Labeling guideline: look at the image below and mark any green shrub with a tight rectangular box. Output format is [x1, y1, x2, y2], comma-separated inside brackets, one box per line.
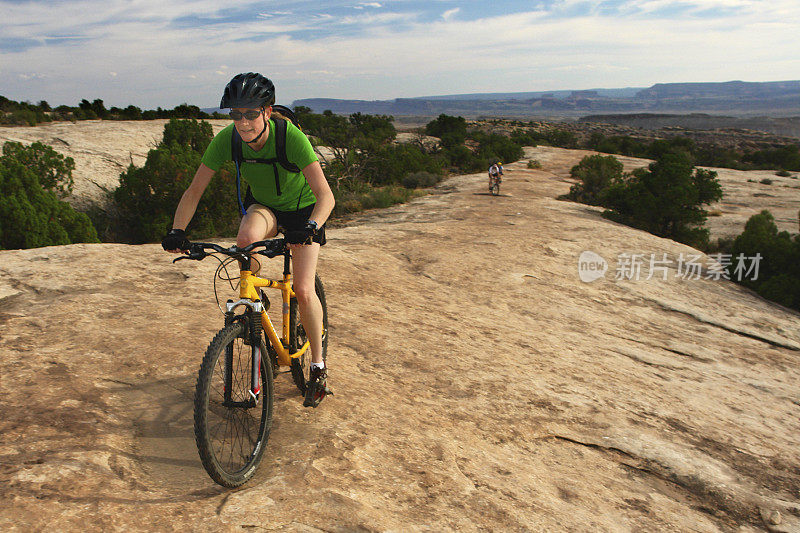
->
[705, 236, 734, 254]
[402, 171, 440, 189]
[600, 152, 723, 249]
[527, 160, 542, 169]
[2, 141, 75, 197]
[566, 154, 623, 205]
[332, 185, 417, 215]
[760, 178, 773, 185]
[161, 118, 213, 153]
[776, 170, 791, 177]
[362, 143, 443, 186]
[425, 115, 467, 148]
[0, 145, 98, 249]
[729, 210, 800, 311]
[742, 144, 800, 171]
[112, 119, 239, 243]
[472, 132, 524, 165]
[510, 129, 540, 147]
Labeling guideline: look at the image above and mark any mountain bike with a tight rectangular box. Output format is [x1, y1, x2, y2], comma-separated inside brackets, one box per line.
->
[173, 238, 328, 487]
[489, 173, 501, 195]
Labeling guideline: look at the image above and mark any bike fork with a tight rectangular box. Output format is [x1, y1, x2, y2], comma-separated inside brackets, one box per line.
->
[249, 346, 261, 402]
[248, 310, 262, 403]
[222, 309, 261, 405]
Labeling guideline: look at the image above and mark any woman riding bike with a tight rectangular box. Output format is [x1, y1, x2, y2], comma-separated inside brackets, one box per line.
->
[162, 72, 335, 408]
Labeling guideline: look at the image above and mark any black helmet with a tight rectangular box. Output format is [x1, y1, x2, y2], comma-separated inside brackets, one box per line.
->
[220, 72, 275, 109]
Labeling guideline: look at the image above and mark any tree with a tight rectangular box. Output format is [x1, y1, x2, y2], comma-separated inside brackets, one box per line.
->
[79, 99, 107, 119]
[0, 145, 98, 249]
[121, 105, 142, 120]
[302, 111, 397, 190]
[1, 141, 75, 198]
[600, 152, 723, 248]
[566, 154, 623, 205]
[425, 114, 467, 148]
[161, 118, 213, 153]
[112, 119, 239, 243]
[729, 210, 800, 311]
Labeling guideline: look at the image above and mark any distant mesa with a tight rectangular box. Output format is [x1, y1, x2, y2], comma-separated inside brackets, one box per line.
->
[291, 80, 800, 119]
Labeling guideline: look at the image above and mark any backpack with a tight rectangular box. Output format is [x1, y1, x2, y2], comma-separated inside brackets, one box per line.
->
[231, 104, 302, 215]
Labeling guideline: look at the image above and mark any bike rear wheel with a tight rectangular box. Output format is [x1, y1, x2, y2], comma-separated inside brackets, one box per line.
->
[490, 179, 500, 195]
[290, 275, 328, 394]
[194, 321, 273, 487]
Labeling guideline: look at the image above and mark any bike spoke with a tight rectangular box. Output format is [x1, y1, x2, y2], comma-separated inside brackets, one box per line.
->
[202, 334, 266, 475]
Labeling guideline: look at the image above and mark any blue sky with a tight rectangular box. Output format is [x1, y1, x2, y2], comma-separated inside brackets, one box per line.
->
[1, 0, 798, 108]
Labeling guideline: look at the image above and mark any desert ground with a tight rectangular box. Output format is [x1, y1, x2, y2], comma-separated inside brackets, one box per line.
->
[1, 123, 799, 531]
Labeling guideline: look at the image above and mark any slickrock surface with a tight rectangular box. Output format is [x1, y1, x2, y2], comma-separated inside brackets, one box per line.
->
[1, 147, 799, 531]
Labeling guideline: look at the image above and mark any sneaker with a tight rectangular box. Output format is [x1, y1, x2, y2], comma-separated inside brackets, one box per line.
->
[303, 366, 332, 408]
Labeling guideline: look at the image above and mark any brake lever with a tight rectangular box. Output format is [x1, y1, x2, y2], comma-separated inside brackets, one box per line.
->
[172, 249, 206, 263]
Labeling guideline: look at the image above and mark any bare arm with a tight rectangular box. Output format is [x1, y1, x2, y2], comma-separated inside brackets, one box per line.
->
[302, 161, 335, 226]
[172, 164, 216, 230]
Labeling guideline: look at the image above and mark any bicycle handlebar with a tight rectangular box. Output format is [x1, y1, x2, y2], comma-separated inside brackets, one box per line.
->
[172, 238, 287, 264]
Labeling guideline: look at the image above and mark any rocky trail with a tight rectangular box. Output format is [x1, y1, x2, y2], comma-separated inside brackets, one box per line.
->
[1, 140, 799, 531]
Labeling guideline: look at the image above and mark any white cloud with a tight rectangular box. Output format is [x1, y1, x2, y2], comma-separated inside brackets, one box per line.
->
[1, 0, 798, 106]
[442, 8, 460, 21]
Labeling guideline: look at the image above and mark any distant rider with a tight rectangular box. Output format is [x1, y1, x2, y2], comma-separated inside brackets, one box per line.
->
[488, 161, 504, 190]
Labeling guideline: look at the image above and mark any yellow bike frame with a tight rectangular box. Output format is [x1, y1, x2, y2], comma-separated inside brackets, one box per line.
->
[238, 269, 310, 367]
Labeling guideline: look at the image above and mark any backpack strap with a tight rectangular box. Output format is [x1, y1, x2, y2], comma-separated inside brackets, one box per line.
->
[231, 127, 247, 216]
[230, 119, 301, 213]
[273, 119, 301, 174]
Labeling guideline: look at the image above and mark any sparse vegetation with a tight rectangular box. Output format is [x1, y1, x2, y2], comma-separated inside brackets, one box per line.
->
[760, 178, 773, 185]
[401, 171, 440, 189]
[1, 95, 226, 126]
[296, 108, 444, 212]
[584, 132, 800, 172]
[422, 114, 525, 173]
[332, 185, 422, 216]
[527, 160, 542, 169]
[511, 127, 577, 149]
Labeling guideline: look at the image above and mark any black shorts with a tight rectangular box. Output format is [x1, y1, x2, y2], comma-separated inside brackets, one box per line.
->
[244, 188, 327, 245]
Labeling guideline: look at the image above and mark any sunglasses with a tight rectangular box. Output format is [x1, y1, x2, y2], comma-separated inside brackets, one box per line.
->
[229, 109, 262, 121]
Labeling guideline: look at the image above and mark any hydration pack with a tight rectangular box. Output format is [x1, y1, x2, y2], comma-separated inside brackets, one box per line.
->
[231, 104, 302, 215]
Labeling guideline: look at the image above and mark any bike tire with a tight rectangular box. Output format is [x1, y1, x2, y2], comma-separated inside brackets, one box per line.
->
[194, 321, 274, 488]
[491, 181, 500, 195]
[290, 275, 328, 394]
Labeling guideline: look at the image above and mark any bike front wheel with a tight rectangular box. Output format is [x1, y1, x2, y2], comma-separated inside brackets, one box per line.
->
[194, 321, 274, 488]
[290, 275, 328, 394]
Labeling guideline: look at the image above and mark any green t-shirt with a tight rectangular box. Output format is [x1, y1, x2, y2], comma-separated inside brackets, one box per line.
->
[201, 120, 319, 211]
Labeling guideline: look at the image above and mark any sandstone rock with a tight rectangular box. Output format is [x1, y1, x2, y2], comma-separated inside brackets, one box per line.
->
[1, 127, 799, 532]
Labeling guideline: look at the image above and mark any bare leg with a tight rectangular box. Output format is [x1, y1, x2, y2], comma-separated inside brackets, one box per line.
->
[236, 204, 278, 274]
[289, 243, 324, 364]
